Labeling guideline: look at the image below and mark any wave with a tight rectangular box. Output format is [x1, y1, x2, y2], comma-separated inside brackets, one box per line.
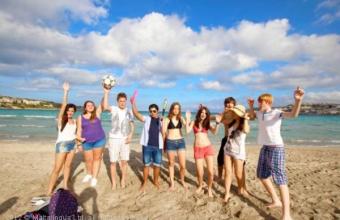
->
[294, 139, 340, 145]
[20, 124, 46, 128]
[11, 135, 30, 138]
[0, 115, 16, 118]
[0, 124, 7, 127]
[331, 140, 340, 144]
[23, 115, 55, 119]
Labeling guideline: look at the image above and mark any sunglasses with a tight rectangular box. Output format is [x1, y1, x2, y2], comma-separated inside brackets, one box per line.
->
[149, 109, 158, 113]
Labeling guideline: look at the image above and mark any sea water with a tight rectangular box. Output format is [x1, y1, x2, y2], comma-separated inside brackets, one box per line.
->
[0, 109, 339, 147]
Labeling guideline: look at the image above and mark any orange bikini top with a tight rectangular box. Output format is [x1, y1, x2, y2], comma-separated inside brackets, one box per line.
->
[193, 125, 208, 134]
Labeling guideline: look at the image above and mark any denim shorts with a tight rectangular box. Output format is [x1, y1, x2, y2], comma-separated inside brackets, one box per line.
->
[142, 145, 162, 167]
[55, 140, 76, 153]
[82, 137, 106, 151]
[165, 138, 185, 152]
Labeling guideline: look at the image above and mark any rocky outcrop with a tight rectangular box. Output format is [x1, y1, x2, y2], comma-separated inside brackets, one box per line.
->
[281, 103, 340, 115]
[0, 96, 60, 109]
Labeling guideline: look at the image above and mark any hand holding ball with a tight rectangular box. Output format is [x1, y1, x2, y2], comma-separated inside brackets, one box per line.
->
[102, 75, 116, 90]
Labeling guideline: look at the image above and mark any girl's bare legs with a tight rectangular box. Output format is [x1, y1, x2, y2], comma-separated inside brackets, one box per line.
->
[195, 158, 204, 194]
[83, 150, 94, 176]
[178, 150, 187, 189]
[205, 156, 214, 197]
[234, 159, 248, 196]
[92, 147, 104, 179]
[224, 155, 233, 202]
[63, 150, 75, 190]
[47, 153, 67, 196]
[167, 151, 176, 190]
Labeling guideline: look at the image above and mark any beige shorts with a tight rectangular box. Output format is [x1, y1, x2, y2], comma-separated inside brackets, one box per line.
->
[107, 138, 130, 162]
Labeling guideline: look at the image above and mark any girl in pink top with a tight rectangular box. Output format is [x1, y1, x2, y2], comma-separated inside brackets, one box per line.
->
[186, 106, 221, 197]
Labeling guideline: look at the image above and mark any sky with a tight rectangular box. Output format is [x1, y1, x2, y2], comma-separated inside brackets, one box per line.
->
[0, 0, 339, 111]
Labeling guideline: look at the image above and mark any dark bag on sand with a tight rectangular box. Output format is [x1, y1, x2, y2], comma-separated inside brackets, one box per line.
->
[13, 205, 49, 220]
[49, 188, 79, 219]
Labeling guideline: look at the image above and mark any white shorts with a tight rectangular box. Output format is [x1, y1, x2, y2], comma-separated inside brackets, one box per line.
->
[107, 138, 130, 162]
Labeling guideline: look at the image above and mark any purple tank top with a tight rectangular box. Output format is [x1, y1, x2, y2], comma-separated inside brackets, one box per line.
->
[81, 115, 105, 142]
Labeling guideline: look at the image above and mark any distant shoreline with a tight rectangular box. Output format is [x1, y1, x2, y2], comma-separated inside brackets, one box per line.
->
[1, 107, 340, 115]
[1, 95, 340, 115]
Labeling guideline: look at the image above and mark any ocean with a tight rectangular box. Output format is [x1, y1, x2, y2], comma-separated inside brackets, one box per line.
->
[0, 109, 339, 147]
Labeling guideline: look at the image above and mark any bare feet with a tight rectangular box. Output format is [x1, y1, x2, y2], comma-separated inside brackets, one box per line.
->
[224, 194, 230, 203]
[266, 200, 282, 208]
[168, 180, 175, 191]
[195, 186, 203, 194]
[208, 188, 213, 198]
[238, 188, 250, 197]
[139, 183, 146, 193]
[120, 178, 126, 189]
[282, 214, 293, 220]
[153, 181, 160, 190]
[180, 180, 189, 190]
[111, 182, 116, 191]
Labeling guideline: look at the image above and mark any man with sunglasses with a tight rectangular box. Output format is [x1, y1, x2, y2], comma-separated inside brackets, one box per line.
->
[131, 97, 164, 192]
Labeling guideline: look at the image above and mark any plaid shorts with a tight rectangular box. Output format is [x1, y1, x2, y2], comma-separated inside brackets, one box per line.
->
[257, 145, 287, 185]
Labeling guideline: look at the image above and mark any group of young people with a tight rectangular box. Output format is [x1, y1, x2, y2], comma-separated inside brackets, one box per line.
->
[47, 82, 304, 220]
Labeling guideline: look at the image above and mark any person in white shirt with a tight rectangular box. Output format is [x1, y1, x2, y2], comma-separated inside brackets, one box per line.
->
[103, 89, 134, 190]
[47, 82, 77, 196]
[223, 105, 250, 202]
[248, 86, 304, 220]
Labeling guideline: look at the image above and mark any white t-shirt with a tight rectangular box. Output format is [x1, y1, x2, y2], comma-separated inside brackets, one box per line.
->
[109, 106, 134, 139]
[224, 124, 246, 160]
[256, 109, 284, 146]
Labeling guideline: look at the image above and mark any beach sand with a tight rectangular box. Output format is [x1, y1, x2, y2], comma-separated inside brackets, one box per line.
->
[0, 140, 339, 220]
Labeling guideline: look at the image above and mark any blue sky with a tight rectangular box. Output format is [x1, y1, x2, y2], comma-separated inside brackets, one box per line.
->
[0, 0, 339, 111]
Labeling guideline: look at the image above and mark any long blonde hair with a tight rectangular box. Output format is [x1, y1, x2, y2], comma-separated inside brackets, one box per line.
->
[167, 102, 182, 121]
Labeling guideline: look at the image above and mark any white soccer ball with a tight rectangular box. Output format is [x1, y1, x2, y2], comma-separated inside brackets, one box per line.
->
[102, 75, 116, 89]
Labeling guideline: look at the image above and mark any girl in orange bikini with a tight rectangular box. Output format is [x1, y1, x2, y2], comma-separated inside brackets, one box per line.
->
[186, 105, 221, 197]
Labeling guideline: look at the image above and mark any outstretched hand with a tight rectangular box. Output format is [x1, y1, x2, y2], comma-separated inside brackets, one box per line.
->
[294, 86, 305, 101]
[247, 98, 254, 107]
[185, 110, 191, 121]
[130, 90, 138, 104]
[103, 83, 111, 93]
[63, 82, 70, 92]
[215, 114, 222, 123]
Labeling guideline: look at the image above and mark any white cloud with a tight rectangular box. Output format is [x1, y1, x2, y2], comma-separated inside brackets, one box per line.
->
[316, 0, 340, 24]
[0, 8, 339, 93]
[17, 77, 60, 91]
[0, 0, 107, 26]
[200, 80, 229, 91]
[38, 67, 101, 84]
[304, 91, 340, 103]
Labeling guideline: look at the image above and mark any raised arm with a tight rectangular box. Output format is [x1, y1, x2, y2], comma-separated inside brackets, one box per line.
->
[247, 98, 256, 120]
[210, 114, 221, 135]
[96, 86, 110, 118]
[57, 82, 70, 126]
[185, 111, 194, 134]
[102, 86, 111, 112]
[131, 99, 145, 122]
[242, 114, 250, 134]
[282, 86, 305, 119]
